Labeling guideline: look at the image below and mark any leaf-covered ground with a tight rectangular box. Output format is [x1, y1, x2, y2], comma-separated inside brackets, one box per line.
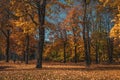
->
[0, 61, 120, 80]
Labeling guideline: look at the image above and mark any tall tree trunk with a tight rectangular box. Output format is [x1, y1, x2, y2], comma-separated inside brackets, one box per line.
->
[25, 33, 29, 64]
[74, 45, 77, 63]
[23, 51, 25, 62]
[63, 42, 66, 63]
[107, 37, 113, 63]
[95, 40, 99, 64]
[36, 0, 46, 68]
[72, 27, 77, 63]
[36, 27, 45, 68]
[110, 38, 113, 62]
[110, 38, 114, 63]
[106, 17, 113, 64]
[5, 30, 10, 62]
[59, 32, 67, 63]
[83, 0, 91, 67]
[86, 19, 91, 64]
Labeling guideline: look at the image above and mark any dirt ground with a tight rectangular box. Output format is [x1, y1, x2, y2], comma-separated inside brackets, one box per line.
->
[0, 61, 120, 80]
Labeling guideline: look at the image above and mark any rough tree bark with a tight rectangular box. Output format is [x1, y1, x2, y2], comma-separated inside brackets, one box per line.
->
[36, 0, 46, 68]
[95, 40, 99, 64]
[106, 17, 113, 64]
[63, 42, 66, 63]
[107, 37, 113, 63]
[83, 0, 91, 67]
[25, 33, 29, 64]
[72, 28, 77, 63]
[5, 30, 10, 62]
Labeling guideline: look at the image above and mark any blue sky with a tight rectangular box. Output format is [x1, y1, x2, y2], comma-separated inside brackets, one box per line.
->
[46, 0, 67, 24]
[45, 0, 81, 41]
[46, 0, 81, 24]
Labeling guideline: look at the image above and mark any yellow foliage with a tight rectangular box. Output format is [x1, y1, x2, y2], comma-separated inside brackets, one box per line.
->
[110, 1, 120, 39]
[110, 24, 120, 38]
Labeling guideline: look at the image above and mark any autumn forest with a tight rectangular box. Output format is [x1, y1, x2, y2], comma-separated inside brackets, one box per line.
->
[0, 0, 120, 80]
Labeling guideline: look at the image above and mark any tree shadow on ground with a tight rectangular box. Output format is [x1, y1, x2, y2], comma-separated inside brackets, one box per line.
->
[0, 66, 15, 70]
[43, 62, 85, 66]
[42, 66, 120, 71]
[0, 65, 120, 72]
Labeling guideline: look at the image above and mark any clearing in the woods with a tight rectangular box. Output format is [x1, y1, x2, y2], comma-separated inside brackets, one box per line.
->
[0, 61, 120, 80]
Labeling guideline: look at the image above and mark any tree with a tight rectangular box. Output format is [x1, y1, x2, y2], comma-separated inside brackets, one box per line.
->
[82, 0, 91, 66]
[64, 6, 82, 63]
[98, 0, 120, 63]
[35, 0, 47, 68]
[0, 0, 13, 62]
[12, 0, 47, 68]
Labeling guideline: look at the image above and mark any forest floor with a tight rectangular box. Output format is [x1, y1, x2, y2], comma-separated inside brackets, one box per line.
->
[0, 61, 120, 80]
